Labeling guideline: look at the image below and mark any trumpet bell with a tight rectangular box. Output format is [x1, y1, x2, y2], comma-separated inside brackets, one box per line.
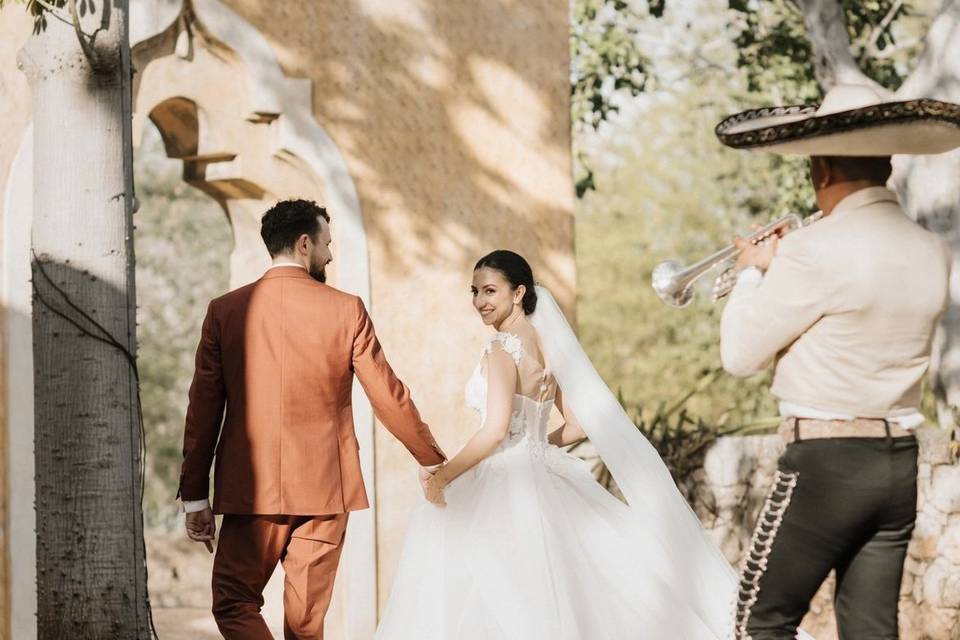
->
[652, 260, 694, 308]
[650, 212, 822, 309]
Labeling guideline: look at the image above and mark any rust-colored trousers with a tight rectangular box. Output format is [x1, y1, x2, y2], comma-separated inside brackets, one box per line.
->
[212, 513, 349, 639]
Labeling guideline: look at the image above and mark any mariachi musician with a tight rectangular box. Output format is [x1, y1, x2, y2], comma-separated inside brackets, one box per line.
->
[715, 84, 960, 639]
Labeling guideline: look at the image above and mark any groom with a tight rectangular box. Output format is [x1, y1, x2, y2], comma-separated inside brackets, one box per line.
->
[178, 198, 446, 639]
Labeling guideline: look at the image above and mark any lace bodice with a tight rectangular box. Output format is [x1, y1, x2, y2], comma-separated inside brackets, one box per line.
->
[464, 332, 557, 449]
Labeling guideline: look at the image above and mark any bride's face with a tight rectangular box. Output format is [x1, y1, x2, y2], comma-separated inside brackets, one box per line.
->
[472, 267, 521, 327]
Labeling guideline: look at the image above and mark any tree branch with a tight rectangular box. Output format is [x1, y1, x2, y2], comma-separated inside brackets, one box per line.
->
[794, 0, 882, 91]
[29, 0, 74, 28]
[867, 38, 921, 60]
[866, 0, 904, 56]
[66, 0, 97, 65]
[896, 0, 960, 99]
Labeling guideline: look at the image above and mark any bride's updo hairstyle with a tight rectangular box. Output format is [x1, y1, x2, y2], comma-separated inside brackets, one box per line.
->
[474, 250, 538, 315]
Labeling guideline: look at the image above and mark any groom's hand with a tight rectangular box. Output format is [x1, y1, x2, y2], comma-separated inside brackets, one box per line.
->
[185, 507, 217, 553]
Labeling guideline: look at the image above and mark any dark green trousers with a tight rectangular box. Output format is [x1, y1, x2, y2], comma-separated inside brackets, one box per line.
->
[735, 436, 918, 640]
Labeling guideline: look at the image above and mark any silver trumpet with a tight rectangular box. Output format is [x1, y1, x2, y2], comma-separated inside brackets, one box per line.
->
[651, 212, 822, 308]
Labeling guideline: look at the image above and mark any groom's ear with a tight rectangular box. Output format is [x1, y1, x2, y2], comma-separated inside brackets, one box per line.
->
[294, 233, 311, 255]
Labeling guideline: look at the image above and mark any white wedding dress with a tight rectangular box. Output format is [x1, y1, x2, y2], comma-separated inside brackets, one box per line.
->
[375, 288, 811, 640]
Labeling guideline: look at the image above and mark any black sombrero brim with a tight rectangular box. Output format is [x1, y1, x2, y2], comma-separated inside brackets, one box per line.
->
[715, 99, 960, 156]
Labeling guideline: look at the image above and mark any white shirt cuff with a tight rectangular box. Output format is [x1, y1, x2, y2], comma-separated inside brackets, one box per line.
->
[735, 266, 763, 288]
[183, 499, 210, 513]
[422, 463, 443, 473]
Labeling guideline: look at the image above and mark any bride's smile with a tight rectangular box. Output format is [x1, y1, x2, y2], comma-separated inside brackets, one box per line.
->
[471, 266, 527, 329]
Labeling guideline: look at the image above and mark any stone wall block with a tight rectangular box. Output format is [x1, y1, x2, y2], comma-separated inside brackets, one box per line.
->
[937, 515, 960, 565]
[900, 569, 915, 597]
[931, 464, 960, 514]
[922, 557, 960, 608]
[917, 425, 954, 465]
[918, 462, 932, 511]
[910, 505, 948, 560]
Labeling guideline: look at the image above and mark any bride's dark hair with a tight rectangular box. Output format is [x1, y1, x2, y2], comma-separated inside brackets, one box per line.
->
[474, 250, 538, 315]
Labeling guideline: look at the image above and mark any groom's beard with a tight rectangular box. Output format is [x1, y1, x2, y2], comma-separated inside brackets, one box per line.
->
[309, 261, 327, 283]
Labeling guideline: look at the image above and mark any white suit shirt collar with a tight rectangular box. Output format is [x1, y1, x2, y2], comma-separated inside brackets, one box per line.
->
[831, 186, 898, 217]
[267, 260, 306, 271]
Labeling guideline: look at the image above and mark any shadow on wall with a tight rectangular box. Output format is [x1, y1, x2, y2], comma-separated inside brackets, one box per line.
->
[221, 0, 575, 293]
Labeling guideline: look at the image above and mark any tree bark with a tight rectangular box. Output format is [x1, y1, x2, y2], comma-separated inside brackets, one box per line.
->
[17, 1, 153, 637]
[793, 0, 884, 91]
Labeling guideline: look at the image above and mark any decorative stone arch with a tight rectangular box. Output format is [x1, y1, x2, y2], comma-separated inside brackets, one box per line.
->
[130, 2, 378, 636]
[3, 1, 377, 637]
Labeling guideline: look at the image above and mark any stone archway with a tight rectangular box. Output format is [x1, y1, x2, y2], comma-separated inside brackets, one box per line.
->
[130, 3, 377, 636]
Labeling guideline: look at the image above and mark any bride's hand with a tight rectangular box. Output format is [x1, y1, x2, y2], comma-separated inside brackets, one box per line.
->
[422, 471, 447, 506]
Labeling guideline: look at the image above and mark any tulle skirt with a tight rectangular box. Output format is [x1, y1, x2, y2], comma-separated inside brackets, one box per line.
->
[375, 438, 736, 640]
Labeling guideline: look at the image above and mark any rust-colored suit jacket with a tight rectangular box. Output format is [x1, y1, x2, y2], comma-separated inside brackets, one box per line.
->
[178, 266, 445, 515]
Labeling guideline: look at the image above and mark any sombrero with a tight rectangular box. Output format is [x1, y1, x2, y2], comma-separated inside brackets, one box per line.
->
[715, 84, 960, 156]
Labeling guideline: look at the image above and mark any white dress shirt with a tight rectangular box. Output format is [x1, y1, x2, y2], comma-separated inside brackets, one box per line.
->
[721, 187, 951, 429]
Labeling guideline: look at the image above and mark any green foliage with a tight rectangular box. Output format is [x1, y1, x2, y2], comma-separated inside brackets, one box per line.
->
[728, 0, 913, 101]
[720, 0, 926, 219]
[134, 127, 232, 528]
[571, 0, 922, 201]
[570, 0, 651, 131]
[570, 0, 658, 196]
[728, 0, 820, 101]
[0, 0, 66, 35]
[576, 91, 781, 436]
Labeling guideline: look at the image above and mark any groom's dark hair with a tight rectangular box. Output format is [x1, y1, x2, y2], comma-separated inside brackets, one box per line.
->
[260, 199, 330, 257]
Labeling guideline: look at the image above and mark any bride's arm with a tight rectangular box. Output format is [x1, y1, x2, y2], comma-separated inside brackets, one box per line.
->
[430, 345, 517, 492]
[547, 388, 586, 447]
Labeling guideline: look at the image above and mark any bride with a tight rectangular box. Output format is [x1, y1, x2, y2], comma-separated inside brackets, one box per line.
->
[375, 250, 807, 639]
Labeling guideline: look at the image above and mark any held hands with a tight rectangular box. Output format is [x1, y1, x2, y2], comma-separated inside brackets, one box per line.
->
[733, 225, 780, 274]
[419, 466, 447, 507]
[185, 507, 217, 553]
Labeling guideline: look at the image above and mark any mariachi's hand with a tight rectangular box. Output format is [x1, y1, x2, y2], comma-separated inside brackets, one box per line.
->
[733, 233, 779, 274]
[185, 507, 217, 553]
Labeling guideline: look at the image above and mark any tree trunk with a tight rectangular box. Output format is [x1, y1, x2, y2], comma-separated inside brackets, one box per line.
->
[796, 0, 960, 432]
[794, 0, 883, 90]
[17, 2, 153, 637]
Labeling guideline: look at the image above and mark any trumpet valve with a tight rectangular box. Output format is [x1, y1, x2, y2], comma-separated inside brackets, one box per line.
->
[711, 262, 738, 302]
